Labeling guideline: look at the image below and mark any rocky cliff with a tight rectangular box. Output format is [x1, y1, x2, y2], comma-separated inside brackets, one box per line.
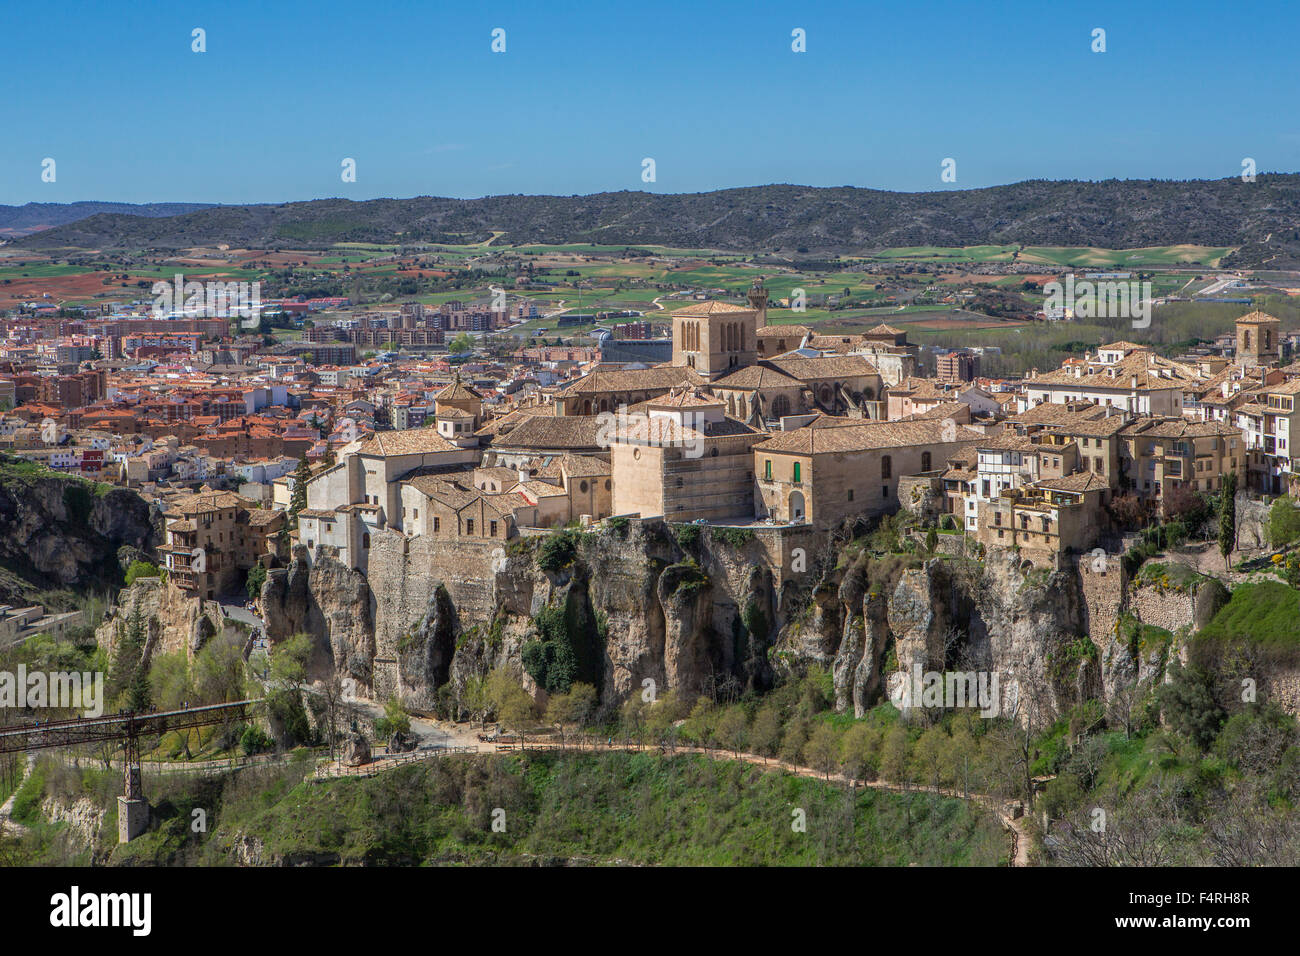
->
[262, 519, 1260, 723]
[264, 521, 792, 715]
[0, 458, 158, 606]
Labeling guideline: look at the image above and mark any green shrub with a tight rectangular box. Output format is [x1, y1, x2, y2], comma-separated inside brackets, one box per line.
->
[240, 726, 274, 756]
[124, 560, 161, 585]
[537, 531, 578, 573]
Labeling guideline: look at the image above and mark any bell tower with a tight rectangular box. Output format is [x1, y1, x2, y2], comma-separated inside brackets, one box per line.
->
[747, 276, 769, 326]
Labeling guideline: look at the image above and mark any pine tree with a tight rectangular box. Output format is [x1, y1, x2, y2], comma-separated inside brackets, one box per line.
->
[289, 455, 310, 526]
[108, 599, 151, 713]
[1219, 470, 1238, 568]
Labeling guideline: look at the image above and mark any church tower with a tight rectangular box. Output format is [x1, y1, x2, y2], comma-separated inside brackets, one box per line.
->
[747, 276, 769, 326]
[1236, 311, 1281, 368]
[671, 300, 758, 379]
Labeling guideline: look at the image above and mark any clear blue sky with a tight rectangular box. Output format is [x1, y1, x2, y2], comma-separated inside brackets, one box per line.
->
[3, 0, 1298, 204]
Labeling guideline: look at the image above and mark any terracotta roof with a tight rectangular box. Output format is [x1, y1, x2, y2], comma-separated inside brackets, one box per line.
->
[756, 324, 810, 337]
[645, 387, 724, 408]
[671, 301, 754, 316]
[556, 365, 705, 395]
[358, 425, 461, 456]
[489, 415, 606, 450]
[1036, 472, 1110, 493]
[710, 365, 802, 389]
[435, 375, 483, 402]
[1235, 311, 1281, 325]
[762, 354, 880, 381]
[754, 418, 975, 456]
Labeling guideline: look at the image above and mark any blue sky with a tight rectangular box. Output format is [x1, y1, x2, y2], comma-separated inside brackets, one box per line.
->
[3, 0, 1298, 204]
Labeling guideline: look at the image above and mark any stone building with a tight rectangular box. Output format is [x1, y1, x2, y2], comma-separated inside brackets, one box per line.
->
[752, 417, 980, 529]
[162, 491, 286, 599]
[1236, 311, 1281, 368]
[670, 301, 759, 379]
[609, 388, 764, 522]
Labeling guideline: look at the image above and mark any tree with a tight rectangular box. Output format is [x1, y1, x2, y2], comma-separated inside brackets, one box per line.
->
[374, 695, 411, 744]
[192, 635, 247, 704]
[1268, 495, 1300, 549]
[545, 691, 579, 744]
[448, 332, 474, 353]
[485, 669, 535, 731]
[748, 705, 782, 763]
[108, 599, 151, 713]
[289, 455, 311, 526]
[1219, 470, 1238, 568]
[1156, 662, 1225, 752]
[804, 723, 840, 781]
[246, 564, 267, 601]
[714, 708, 749, 756]
[269, 633, 312, 691]
[124, 560, 161, 586]
[913, 724, 948, 792]
[839, 722, 877, 784]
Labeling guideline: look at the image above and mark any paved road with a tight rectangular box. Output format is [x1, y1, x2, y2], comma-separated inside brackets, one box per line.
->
[219, 601, 263, 631]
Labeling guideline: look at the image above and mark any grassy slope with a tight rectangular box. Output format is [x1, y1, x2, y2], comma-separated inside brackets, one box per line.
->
[12, 751, 1006, 866]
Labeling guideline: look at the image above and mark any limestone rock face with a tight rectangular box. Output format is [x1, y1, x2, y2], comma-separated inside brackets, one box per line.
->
[263, 546, 374, 692]
[0, 470, 156, 605]
[263, 521, 783, 717]
[262, 517, 1295, 724]
[395, 585, 457, 712]
[95, 577, 225, 663]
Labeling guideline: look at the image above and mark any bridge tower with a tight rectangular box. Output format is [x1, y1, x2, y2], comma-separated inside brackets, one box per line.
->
[118, 721, 149, 843]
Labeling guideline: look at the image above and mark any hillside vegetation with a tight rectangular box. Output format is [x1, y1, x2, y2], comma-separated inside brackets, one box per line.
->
[6, 751, 1005, 867]
[15, 177, 1300, 266]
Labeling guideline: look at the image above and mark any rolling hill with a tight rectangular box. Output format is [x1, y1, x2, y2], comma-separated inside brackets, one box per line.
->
[10, 177, 1300, 267]
[0, 201, 216, 238]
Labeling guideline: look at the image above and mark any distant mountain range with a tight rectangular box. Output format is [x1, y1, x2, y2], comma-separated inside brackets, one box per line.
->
[6, 177, 1300, 267]
[0, 202, 216, 238]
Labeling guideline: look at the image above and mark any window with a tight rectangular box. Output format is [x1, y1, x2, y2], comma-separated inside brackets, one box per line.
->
[882, 485, 889, 498]
[434, 517, 440, 532]
[764, 459, 772, 480]
[413, 509, 418, 519]
[792, 462, 801, 483]
[921, 452, 931, 471]
[362, 533, 370, 549]
[847, 489, 854, 501]
[466, 519, 474, 534]
[490, 521, 498, 537]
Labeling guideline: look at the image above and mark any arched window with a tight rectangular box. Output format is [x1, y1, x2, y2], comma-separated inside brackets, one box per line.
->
[881, 455, 892, 479]
[921, 451, 931, 471]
